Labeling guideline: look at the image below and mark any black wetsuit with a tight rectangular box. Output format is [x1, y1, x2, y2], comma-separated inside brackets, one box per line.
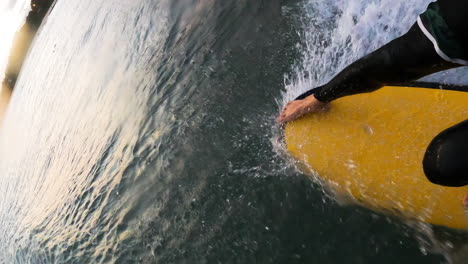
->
[295, 0, 468, 187]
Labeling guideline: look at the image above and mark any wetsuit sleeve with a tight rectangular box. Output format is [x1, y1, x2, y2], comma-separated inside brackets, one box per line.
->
[438, 0, 468, 50]
[418, 0, 468, 65]
[296, 22, 460, 102]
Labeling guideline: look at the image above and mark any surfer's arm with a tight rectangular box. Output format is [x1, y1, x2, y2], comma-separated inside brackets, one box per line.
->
[297, 23, 460, 103]
[278, 0, 468, 124]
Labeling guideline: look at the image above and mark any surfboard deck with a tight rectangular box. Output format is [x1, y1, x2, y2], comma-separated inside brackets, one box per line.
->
[285, 86, 468, 230]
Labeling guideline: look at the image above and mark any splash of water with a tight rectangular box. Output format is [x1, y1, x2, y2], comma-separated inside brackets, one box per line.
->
[281, 0, 467, 105]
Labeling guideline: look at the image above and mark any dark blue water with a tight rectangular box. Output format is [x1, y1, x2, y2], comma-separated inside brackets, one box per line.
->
[0, 0, 467, 263]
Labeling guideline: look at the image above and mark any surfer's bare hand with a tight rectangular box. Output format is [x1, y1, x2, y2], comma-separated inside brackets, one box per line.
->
[277, 95, 329, 124]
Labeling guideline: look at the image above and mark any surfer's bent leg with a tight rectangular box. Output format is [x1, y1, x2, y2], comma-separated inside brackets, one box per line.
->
[423, 120, 468, 187]
[296, 23, 461, 102]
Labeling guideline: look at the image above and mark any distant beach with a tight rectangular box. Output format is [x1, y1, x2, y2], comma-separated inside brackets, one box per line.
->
[2, 0, 55, 91]
[0, 0, 54, 119]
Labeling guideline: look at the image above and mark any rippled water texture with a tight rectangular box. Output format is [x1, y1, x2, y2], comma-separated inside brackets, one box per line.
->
[0, 0, 467, 263]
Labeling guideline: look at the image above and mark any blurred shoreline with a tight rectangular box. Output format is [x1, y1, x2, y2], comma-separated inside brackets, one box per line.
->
[0, 0, 55, 119]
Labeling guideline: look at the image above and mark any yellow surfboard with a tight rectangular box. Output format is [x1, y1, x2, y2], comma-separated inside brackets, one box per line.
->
[285, 86, 468, 230]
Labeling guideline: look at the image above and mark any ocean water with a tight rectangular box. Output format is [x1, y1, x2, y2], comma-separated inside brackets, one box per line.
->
[0, 0, 467, 263]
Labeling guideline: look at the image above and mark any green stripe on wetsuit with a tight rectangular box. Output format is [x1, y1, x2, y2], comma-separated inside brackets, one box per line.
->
[418, 2, 468, 64]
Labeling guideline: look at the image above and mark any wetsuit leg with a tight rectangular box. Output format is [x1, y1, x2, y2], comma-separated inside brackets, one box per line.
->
[423, 120, 468, 187]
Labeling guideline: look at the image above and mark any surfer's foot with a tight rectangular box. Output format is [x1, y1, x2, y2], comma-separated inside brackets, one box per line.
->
[464, 194, 468, 208]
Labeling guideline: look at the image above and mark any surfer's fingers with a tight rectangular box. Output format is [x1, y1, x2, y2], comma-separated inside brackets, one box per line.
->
[279, 112, 300, 124]
[276, 115, 285, 123]
[278, 100, 305, 123]
[276, 111, 286, 122]
[279, 102, 293, 116]
[277, 112, 292, 124]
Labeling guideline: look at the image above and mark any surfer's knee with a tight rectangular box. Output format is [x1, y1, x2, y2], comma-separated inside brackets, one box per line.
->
[423, 120, 468, 187]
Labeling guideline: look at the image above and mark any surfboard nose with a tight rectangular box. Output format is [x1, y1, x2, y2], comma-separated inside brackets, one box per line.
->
[285, 86, 468, 230]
